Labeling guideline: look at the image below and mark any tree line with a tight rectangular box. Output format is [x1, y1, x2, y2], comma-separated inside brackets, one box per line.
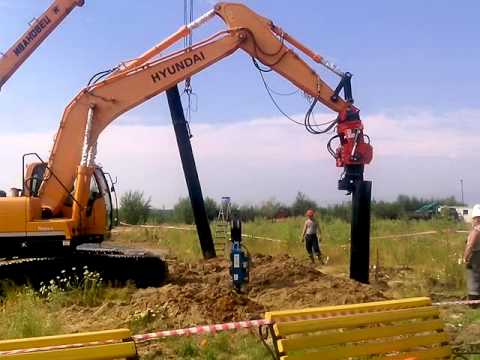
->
[119, 190, 465, 225]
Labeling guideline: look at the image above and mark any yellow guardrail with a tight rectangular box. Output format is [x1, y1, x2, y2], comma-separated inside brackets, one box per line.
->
[0, 328, 137, 359]
[2, 297, 468, 359]
[264, 297, 452, 360]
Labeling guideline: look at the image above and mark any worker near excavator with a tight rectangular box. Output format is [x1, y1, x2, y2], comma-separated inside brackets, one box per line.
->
[464, 204, 480, 305]
[301, 209, 324, 264]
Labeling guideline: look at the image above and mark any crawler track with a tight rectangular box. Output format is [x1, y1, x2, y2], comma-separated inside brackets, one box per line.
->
[0, 245, 168, 288]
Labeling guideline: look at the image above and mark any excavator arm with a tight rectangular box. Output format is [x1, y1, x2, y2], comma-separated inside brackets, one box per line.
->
[39, 2, 373, 215]
[0, 0, 84, 90]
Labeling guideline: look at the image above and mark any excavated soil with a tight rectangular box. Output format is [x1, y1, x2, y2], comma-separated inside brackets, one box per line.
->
[60, 254, 386, 333]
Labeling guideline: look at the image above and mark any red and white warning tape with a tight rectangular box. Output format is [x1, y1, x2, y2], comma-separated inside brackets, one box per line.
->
[2, 299, 479, 356]
[132, 319, 272, 343]
[434, 299, 480, 306]
[0, 319, 272, 356]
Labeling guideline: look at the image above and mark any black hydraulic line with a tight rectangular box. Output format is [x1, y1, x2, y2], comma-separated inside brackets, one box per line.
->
[350, 179, 372, 284]
[166, 85, 216, 259]
[104, 171, 120, 227]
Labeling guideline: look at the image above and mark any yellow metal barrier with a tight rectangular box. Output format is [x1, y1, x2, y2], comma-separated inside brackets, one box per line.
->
[264, 297, 452, 360]
[0, 329, 137, 359]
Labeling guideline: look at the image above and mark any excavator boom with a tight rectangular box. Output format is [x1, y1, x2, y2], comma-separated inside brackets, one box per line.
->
[39, 2, 373, 215]
[0, 0, 84, 90]
[0, 2, 372, 286]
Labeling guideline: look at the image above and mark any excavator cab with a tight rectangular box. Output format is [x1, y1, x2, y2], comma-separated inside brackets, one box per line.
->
[0, 159, 167, 285]
[1, 156, 117, 254]
[24, 161, 114, 231]
[90, 166, 115, 232]
[25, 159, 111, 208]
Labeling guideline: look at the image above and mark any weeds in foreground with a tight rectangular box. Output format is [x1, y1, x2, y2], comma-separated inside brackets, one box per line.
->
[129, 307, 161, 333]
[0, 286, 62, 339]
[39, 266, 104, 306]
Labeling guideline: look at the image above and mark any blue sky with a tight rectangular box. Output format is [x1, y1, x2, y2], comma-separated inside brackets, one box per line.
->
[0, 0, 479, 207]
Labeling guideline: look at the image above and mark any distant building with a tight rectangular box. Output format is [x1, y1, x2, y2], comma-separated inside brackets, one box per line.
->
[438, 206, 473, 223]
[274, 208, 290, 221]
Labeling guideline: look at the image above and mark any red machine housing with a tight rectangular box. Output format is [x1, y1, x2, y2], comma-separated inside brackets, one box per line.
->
[335, 107, 373, 167]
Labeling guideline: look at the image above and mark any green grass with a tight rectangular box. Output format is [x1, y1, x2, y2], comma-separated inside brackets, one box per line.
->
[0, 217, 472, 359]
[0, 286, 62, 339]
[143, 332, 272, 359]
[114, 217, 469, 296]
[0, 267, 134, 340]
[116, 217, 472, 304]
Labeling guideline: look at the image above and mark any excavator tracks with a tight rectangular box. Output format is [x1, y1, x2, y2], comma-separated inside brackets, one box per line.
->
[0, 245, 168, 289]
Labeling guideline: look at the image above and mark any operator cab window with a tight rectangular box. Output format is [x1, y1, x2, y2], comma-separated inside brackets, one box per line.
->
[30, 164, 46, 197]
[90, 175, 101, 199]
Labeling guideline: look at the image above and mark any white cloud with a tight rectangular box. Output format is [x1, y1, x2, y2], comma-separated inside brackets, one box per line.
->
[1, 109, 479, 207]
[366, 111, 479, 158]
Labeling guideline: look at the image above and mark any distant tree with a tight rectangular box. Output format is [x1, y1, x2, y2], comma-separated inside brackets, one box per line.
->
[259, 198, 284, 220]
[230, 202, 241, 220]
[173, 197, 194, 224]
[119, 190, 151, 225]
[368, 195, 465, 220]
[440, 196, 465, 206]
[291, 191, 318, 217]
[238, 204, 258, 222]
[204, 197, 219, 221]
[372, 200, 404, 219]
[396, 195, 423, 212]
[148, 208, 175, 224]
[328, 203, 352, 222]
[172, 197, 219, 224]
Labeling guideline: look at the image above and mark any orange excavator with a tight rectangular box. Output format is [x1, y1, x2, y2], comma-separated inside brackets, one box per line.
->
[0, 0, 85, 90]
[0, 2, 372, 285]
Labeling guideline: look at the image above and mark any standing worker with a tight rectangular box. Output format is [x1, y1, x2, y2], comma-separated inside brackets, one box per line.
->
[301, 209, 324, 264]
[464, 204, 480, 305]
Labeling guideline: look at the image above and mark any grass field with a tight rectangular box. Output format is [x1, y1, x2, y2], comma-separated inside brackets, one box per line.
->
[0, 217, 476, 359]
[120, 217, 469, 297]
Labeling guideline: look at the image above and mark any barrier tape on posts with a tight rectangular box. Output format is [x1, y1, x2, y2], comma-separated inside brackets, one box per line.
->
[133, 319, 273, 343]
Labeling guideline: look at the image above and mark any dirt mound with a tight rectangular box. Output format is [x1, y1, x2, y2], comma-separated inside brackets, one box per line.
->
[130, 283, 264, 325]
[248, 254, 386, 310]
[59, 254, 387, 333]
[129, 258, 264, 325]
[127, 254, 386, 326]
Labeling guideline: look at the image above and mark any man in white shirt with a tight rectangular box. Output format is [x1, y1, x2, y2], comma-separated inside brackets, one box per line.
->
[301, 209, 323, 264]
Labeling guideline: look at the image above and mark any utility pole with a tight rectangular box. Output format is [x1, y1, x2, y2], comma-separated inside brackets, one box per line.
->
[460, 179, 464, 205]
